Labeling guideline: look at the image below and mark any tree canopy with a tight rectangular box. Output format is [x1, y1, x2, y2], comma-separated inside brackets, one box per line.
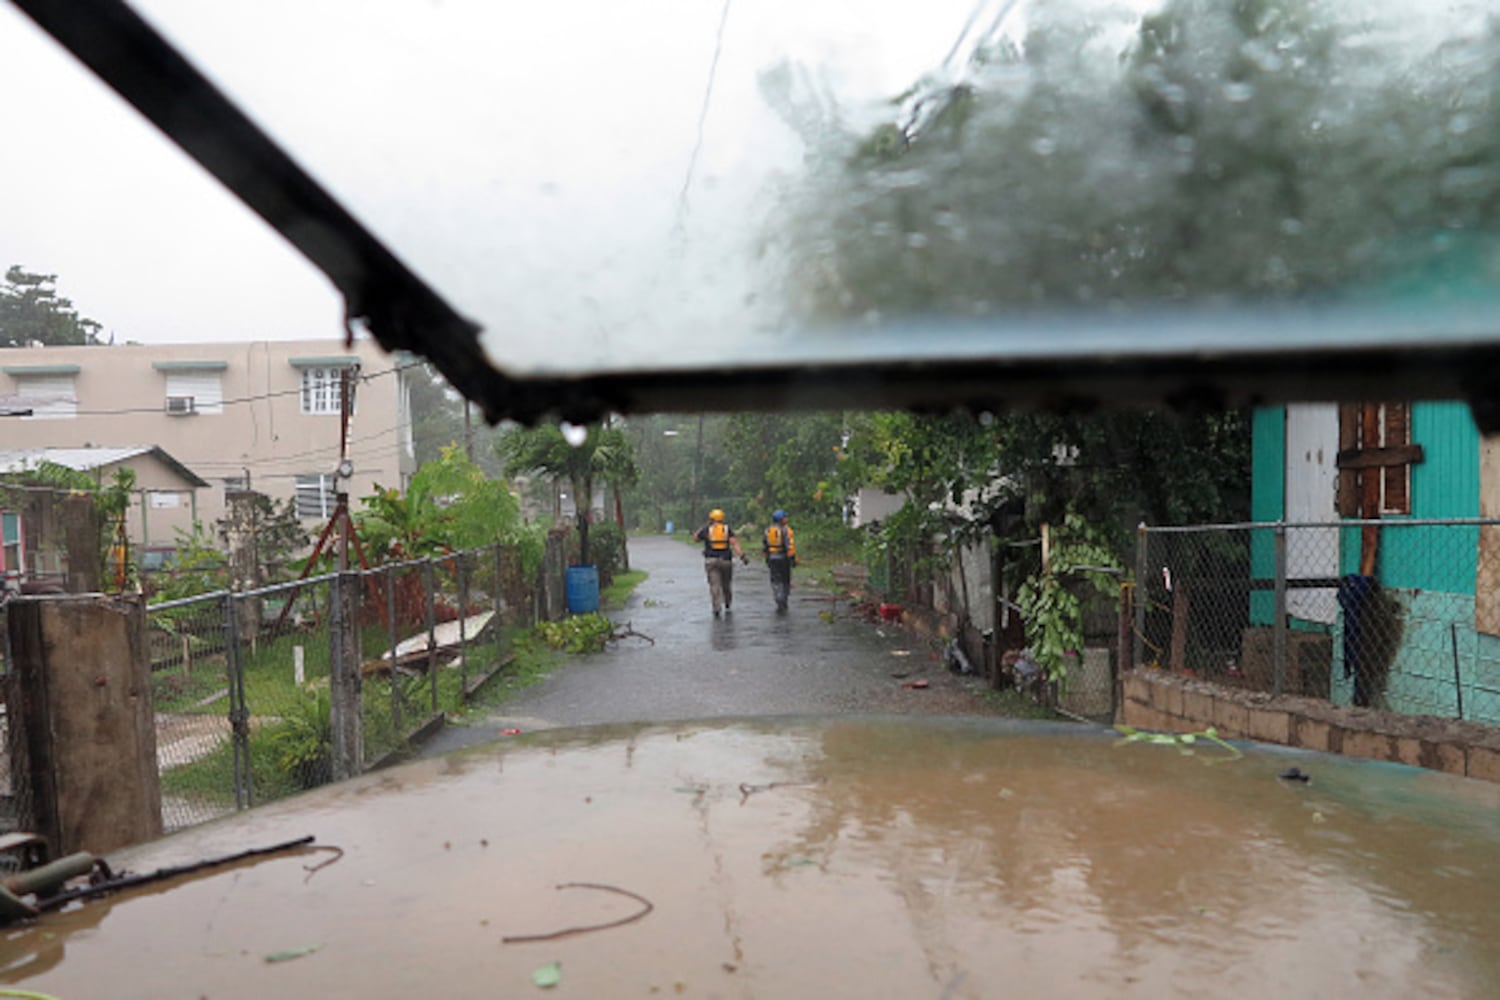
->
[0, 266, 103, 347]
[497, 422, 637, 565]
[357, 446, 534, 562]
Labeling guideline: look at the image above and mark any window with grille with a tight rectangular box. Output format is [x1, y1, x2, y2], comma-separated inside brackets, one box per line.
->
[300, 366, 356, 415]
[294, 473, 337, 519]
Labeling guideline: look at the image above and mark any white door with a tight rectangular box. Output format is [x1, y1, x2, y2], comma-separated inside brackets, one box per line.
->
[1284, 403, 1339, 624]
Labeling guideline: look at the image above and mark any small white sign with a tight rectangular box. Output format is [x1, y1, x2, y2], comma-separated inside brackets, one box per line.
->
[148, 492, 182, 509]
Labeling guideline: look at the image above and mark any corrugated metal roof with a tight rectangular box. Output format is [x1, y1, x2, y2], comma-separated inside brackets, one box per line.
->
[0, 447, 209, 487]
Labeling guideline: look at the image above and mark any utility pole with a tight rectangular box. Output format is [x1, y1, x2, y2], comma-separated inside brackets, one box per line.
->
[337, 369, 352, 573]
[688, 413, 705, 529]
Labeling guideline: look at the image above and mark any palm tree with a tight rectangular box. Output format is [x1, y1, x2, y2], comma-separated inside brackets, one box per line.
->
[497, 422, 637, 565]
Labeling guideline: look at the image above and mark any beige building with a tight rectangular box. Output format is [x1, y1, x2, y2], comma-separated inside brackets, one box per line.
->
[0, 339, 416, 548]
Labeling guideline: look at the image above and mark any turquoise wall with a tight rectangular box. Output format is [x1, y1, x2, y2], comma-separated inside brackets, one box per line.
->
[1330, 590, 1500, 725]
[1253, 402, 1499, 723]
[1249, 407, 1284, 625]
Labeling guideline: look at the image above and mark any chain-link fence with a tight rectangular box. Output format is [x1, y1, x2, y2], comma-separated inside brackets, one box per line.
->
[145, 542, 543, 832]
[1134, 520, 1500, 726]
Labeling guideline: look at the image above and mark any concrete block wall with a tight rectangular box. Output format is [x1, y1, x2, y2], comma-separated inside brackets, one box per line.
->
[1119, 668, 1500, 783]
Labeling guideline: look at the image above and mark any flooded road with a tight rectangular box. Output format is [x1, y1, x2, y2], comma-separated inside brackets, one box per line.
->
[422, 534, 998, 754]
[7, 718, 1498, 998]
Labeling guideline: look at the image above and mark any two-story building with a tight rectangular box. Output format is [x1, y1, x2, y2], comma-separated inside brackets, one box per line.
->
[1, 339, 417, 552]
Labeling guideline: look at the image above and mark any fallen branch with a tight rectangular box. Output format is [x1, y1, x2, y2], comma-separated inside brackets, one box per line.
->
[738, 779, 825, 805]
[502, 882, 655, 944]
[609, 622, 655, 645]
[302, 845, 345, 882]
[35, 836, 318, 914]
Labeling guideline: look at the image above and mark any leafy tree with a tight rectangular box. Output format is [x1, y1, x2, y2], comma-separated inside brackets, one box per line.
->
[0, 266, 103, 347]
[723, 413, 849, 525]
[1016, 513, 1122, 682]
[357, 446, 536, 566]
[151, 522, 230, 602]
[762, 0, 1413, 554]
[222, 493, 308, 581]
[619, 414, 716, 530]
[406, 363, 504, 476]
[497, 423, 637, 565]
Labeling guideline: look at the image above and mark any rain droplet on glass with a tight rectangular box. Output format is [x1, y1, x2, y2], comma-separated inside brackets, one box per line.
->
[1223, 81, 1255, 103]
[561, 422, 588, 447]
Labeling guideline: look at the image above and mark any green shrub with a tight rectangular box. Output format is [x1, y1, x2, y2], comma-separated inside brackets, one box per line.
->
[535, 612, 614, 653]
[265, 687, 333, 789]
[588, 520, 627, 583]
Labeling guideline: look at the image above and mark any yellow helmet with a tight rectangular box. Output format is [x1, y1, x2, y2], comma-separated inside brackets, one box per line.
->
[709, 508, 725, 522]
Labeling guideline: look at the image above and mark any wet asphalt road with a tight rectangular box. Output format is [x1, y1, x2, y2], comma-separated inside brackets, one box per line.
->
[419, 534, 998, 755]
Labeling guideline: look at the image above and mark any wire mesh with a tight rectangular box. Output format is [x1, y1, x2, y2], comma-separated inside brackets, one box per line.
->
[361, 560, 441, 767]
[146, 590, 238, 831]
[237, 575, 338, 802]
[137, 543, 542, 834]
[1137, 520, 1500, 726]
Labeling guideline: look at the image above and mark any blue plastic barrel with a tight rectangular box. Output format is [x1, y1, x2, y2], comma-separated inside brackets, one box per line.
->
[664, 520, 675, 534]
[565, 564, 600, 614]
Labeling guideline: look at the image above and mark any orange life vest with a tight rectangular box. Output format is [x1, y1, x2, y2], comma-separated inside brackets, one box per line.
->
[705, 522, 731, 552]
[764, 523, 795, 557]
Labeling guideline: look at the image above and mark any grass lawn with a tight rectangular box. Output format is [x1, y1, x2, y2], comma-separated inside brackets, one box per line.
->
[158, 569, 653, 812]
[982, 688, 1063, 720]
[602, 569, 648, 610]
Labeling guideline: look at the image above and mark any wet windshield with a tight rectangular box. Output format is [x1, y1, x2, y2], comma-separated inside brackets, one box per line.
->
[7, 0, 1500, 379]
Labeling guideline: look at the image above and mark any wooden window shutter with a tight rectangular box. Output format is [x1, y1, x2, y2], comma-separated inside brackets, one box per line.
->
[1382, 403, 1410, 514]
[1336, 402, 1420, 517]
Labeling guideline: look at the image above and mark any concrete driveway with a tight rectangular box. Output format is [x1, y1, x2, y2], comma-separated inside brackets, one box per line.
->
[419, 534, 1000, 754]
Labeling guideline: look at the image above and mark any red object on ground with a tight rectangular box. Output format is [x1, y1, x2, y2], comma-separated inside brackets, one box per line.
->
[878, 603, 902, 622]
[900, 679, 929, 690]
[501, 728, 523, 736]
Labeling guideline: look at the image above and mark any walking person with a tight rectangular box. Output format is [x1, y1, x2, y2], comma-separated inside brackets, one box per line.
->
[693, 508, 748, 617]
[763, 509, 798, 612]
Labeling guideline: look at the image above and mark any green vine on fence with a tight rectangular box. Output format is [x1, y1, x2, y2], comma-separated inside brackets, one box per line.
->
[1015, 513, 1122, 683]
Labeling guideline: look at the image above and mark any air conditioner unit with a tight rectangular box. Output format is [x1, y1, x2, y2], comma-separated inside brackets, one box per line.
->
[165, 396, 197, 415]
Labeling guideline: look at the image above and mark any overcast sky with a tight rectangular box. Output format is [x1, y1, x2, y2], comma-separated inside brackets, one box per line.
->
[0, 0, 1026, 364]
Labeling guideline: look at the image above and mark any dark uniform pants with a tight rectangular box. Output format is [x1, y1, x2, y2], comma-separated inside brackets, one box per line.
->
[768, 555, 791, 610]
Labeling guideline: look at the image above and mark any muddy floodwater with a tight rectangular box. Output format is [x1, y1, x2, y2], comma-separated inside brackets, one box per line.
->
[4, 717, 1498, 998]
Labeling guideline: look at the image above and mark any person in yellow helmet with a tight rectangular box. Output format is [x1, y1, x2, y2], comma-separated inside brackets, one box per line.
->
[762, 509, 797, 612]
[693, 508, 748, 617]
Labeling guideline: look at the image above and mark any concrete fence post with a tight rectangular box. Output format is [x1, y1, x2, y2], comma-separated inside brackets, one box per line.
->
[329, 572, 364, 780]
